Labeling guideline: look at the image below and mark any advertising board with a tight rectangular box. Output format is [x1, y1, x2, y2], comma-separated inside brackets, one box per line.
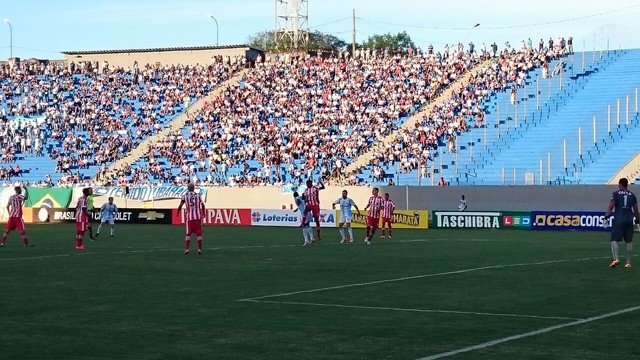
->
[346, 210, 429, 229]
[251, 209, 336, 227]
[433, 211, 502, 229]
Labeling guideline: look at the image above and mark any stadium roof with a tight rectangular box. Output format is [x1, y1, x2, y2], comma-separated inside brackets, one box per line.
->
[62, 44, 263, 55]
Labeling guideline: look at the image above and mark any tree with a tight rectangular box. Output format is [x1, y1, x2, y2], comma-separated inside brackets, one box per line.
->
[362, 31, 416, 51]
[248, 30, 347, 52]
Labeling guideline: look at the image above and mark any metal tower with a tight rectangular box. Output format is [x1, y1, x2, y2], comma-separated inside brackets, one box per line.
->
[275, 0, 309, 50]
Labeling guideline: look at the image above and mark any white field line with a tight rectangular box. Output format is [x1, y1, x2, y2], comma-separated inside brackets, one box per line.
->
[415, 305, 640, 360]
[238, 256, 608, 301]
[246, 299, 582, 321]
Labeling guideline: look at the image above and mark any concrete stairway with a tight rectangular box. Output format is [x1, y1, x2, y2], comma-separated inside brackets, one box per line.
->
[336, 58, 494, 179]
[104, 69, 248, 181]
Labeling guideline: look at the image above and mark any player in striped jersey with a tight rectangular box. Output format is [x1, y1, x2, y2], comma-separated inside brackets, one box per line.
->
[75, 188, 91, 250]
[380, 193, 396, 238]
[302, 179, 325, 241]
[294, 192, 315, 246]
[178, 183, 206, 255]
[2, 186, 29, 247]
[363, 187, 384, 245]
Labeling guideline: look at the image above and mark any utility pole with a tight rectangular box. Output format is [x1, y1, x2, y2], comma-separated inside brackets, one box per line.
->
[352, 9, 356, 56]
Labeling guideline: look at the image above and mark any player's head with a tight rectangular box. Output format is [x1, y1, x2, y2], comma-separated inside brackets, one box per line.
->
[618, 178, 629, 189]
[342, 190, 348, 199]
[306, 179, 313, 187]
[461, 194, 465, 200]
[108, 197, 114, 204]
[14, 186, 22, 195]
[82, 188, 90, 196]
[293, 191, 299, 199]
[188, 183, 195, 192]
[384, 193, 389, 200]
[87, 187, 93, 195]
[372, 187, 379, 196]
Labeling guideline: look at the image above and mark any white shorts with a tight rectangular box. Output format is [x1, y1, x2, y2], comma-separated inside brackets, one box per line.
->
[100, 218, 115, 225]
[340, 214, 353, 224]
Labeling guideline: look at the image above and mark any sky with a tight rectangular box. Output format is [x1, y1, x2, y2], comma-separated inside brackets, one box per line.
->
[2, 0, 640, 60]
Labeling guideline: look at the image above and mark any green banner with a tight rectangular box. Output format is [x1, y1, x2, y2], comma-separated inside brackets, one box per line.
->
[25, 187, 73, 208]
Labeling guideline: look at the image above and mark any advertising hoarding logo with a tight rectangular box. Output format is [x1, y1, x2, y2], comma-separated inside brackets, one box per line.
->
[434, 211, 501, 229]
[531, 211, 611, 231]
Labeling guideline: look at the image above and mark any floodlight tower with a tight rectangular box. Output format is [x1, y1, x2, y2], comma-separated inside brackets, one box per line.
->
[275, 0, 309, 50]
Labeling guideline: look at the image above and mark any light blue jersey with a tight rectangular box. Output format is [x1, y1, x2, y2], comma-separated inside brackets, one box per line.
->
[100, 203, 118, 222]
[334, 197, 356, 223]
[295, 196, 313, 225]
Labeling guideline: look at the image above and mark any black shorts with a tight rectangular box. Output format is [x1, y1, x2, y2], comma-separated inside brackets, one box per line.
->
[611, 223, 634, 243]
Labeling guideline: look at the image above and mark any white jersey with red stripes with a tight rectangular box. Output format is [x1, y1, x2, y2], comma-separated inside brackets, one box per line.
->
[8, 194, 25, 218]
[76, 196, 88, 223]
[367, 195, 384, 218]
[182, 191, 204, 221]
[382, 199, 396, 218]
[303, 186, 321, 207]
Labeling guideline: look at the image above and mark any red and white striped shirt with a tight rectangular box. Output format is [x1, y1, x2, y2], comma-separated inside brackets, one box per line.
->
[182, 191, 204, 221]
[382, 199, 396, 219]
[76, 196, 88, 223]
[367, 195, 384, 218]
[304, 186, 320, 206]
[8, 194, 25, 218]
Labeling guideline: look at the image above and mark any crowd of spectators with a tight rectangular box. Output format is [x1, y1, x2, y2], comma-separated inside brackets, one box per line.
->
[360, 39, 571, 183]
[0, 57, 242, 186]
[123, 45, 482, 186]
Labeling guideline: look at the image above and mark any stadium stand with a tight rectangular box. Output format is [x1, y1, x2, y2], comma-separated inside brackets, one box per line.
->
[0, 58, 243, 186]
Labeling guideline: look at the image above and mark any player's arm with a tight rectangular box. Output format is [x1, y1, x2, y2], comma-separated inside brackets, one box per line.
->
[177, 198, 185, 212]
[364, 201, 370, 211]
[633, 202, 640, 226]
[23, 186, 29, 201]
[353, 202, 360, 214]
[200, 199, 206, 219]
[318, 182, 325, 191]
[604, 199, 615, 218]
[332, 198, 339, 210]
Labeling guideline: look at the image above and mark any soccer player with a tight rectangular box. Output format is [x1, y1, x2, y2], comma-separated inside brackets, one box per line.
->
[96, 197, 118, 238]
[2, 186, 29, 247]
[363, 187, 384, 245]
[605, 178, 640, 269]
[75, 188, 91, 250]
[294, 192, 314, 246]
[380, 193, 396, 238]
[332, 190, 360, 244]
[86, 187, 96, 241]
[177, 183, 205, 255]
[302, 179, 325, 241]
[458, 194, 468, 211]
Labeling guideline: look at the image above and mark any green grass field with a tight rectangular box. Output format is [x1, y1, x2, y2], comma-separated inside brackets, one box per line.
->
[1, 224, 639, 360]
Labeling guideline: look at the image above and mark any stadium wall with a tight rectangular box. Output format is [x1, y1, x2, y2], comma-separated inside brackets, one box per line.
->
[381, 185, 638, 211]
[63, 46, 263, 69]
[69, 186, 374, 210]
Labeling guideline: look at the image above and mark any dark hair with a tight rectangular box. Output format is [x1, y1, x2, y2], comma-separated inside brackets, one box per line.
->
[293, 192, 299, 197]
[14, 186, 21, 194]
[619, 178, 629, 188]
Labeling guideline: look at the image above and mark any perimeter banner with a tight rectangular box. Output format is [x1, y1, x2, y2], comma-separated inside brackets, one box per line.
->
[251, 209, 336, 227]
[433, 211, 502, 229]
[346, 210, 429, 229]
[93, 186, 207, 202]
[531, 211, 612, 231]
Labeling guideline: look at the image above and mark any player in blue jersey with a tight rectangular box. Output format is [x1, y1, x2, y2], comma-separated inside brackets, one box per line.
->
[293, 192, 315, 246]
[605, 178, 640, 269]
[96, 197, 118, 238]
[332, 190, 360, 244]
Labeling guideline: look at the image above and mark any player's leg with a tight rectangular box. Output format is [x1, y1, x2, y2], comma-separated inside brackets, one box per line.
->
[338, 221, 346, 243]
[2, 218, 16, 246]
[96, 220, 105, 237]
[75, 222, 86, 250]
[380, 220, 386, 238]
[18, 219, 28, 246]
[302, 227, 309, 245]
[610, 226, 622, 267]
[346, 222, 354, 243]
[305, 226, 314, 243]
[313, 207, 321, 240]
[109, 219, 115, 236]
[196, 221, 203, 255]
[388, 221, 393, 238]
[184, 221, 192, 254]
[623, 224, 634, 268]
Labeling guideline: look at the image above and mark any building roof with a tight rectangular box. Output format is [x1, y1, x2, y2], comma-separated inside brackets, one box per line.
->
[62, 44, 263, 56]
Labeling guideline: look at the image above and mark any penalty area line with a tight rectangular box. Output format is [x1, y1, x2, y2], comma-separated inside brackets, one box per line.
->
[244, 299, 583, 321]
[415, 305, 640, 360]
[237, 256, 608, 301]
